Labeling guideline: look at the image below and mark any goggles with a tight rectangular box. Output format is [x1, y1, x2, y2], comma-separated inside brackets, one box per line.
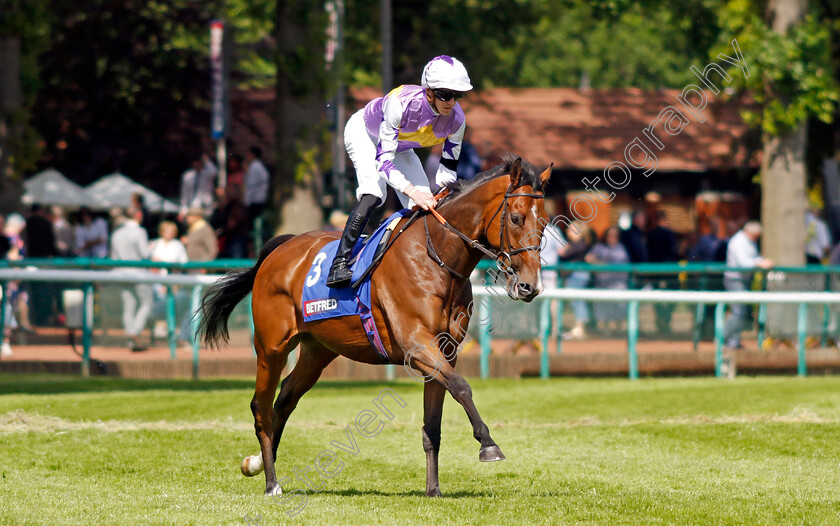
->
[432, 89, 464, 102]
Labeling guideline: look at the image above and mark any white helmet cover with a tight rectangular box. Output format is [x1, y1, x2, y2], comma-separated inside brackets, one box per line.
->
[421, 55, 473, 92]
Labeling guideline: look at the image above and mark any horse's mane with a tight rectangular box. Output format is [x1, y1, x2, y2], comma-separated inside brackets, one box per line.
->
[438, 154, 545, 207]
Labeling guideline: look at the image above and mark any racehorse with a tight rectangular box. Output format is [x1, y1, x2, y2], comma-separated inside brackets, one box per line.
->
[199, 155, 552, 497]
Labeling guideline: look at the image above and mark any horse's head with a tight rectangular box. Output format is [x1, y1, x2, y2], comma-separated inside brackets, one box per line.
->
[486, 157, 553, 302]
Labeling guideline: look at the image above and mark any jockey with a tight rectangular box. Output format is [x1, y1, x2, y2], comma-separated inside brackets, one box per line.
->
[327, 55, 473, 288]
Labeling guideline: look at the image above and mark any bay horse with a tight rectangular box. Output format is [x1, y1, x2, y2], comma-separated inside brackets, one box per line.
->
[199, 156, 552, 497]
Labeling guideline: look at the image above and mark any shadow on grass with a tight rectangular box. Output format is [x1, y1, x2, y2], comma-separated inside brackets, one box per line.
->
[314, 488, 495, 498]
[0, 375, 421, 396]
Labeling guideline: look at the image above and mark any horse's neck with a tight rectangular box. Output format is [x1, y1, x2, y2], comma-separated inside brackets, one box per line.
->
[431, 179, 507, 278]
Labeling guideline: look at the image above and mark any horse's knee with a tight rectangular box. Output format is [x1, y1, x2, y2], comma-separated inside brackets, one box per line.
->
[447, 375, 472, 401]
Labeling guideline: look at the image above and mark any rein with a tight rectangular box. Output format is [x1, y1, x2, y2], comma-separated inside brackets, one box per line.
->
[425, 187, 545, 280]
[350, 209, 423, 288]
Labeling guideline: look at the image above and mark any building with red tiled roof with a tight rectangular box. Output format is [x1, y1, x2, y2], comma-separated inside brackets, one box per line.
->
[348, 86, 758, 173]
[230, 86, 759, 239]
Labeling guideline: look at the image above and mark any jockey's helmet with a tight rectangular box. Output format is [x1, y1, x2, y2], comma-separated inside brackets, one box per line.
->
[421, 56, 473, 92]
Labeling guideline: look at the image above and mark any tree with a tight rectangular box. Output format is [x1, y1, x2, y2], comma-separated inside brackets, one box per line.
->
[273, 0, 331, 234]
[0, 0, 49, 212]
[761, 0, 809, 266]
[713, 0, 839, 265]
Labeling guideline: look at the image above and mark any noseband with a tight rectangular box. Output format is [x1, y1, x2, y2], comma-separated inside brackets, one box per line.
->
[424, 187, 545, 281]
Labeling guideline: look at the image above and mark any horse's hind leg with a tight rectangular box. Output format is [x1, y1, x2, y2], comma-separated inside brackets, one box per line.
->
[271, 339, 337, 460]
[242, 334, 297, 495]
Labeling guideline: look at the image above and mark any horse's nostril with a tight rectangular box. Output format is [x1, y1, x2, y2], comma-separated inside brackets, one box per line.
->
[519, 283, 532, 294]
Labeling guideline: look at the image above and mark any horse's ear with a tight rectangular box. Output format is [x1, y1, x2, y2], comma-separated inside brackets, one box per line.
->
[539, 163, 553, 186]
[509, 157, 523, 187]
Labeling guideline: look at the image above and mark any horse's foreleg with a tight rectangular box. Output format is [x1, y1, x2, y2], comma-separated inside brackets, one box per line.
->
[407, 338, 504, 463]
[422, 381, 446, 497]
[421, 287, 472, 496]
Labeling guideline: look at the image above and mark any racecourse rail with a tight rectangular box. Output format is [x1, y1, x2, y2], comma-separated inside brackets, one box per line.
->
[2, 258, 840, 380]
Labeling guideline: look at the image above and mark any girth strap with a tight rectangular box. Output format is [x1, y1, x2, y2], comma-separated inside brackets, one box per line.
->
[358, 301, 389, 363]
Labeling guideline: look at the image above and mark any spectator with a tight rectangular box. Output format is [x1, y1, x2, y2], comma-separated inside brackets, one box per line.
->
[132, 192, 158, 241]
[149, 220, 188, 339]
[110, 207, 153, 352]
[51, 206, 75, 258]
[539, 220, 565, 291]
[150, 221, 188, 270]
[688, 216, 722, 262]
[227, 154, 246, 196]
[211, 185, 250, 259]
[587, 226, 630, 333]
[620, 210, 647, 263]
[0, 215, 13, 356]
[3, 214, 33, 336]
[179, 154, 218, 220]
[805, 206, 831, 264]
[0, 215, 11, 261]
[723, 221, 773, 350]
[646, 210, 679, 333]
[829, 240, 840, 266]
[244, 146, 270, 231]
[183, 208, 219, 265]
[24, 204, 58, 325]
[538, 219, 565, 337]
[689, 216, 723, 339]
[24, 204, 57, 258]
[713, 219, 740, 263]
[178, 208, 219, 345]
[456, 129, 482, 181]
[75, 207, 109, 258]
[559, 221, 593, 339]
[326, 210, 349, 232]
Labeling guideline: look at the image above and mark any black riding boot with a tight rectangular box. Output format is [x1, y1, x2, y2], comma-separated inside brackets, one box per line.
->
[326, 194, 379, 288]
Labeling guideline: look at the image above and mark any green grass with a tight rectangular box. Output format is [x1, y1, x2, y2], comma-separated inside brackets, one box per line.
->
[1, 375, 840, 525]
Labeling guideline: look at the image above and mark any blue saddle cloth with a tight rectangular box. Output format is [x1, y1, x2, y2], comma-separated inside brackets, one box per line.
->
[301, 210, 409, 323]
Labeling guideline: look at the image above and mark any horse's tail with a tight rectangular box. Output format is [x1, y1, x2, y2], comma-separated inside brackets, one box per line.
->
[199, 234, 296, 349]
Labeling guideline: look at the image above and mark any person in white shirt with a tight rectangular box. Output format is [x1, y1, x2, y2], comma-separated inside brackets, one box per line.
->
[148, 220, 188, 338]
[110, 207, 153, 351]
[75, 207, 109, 258]
[539, 223, 565, 290]
[150, 221, 188, 267]
[805, 207, 831, 264]
[179, 154, 218, 219]
[723, 221, 773, 349]
[244, 146, 270, 228]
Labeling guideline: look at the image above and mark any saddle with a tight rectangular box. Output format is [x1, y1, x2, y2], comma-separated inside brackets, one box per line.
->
[300, 210, 415, 362]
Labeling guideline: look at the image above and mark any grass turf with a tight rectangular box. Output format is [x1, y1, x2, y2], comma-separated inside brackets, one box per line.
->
[0, 375, 839, 525]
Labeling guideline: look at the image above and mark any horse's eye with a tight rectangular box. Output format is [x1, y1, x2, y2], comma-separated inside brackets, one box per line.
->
[511, 214, 524, 226]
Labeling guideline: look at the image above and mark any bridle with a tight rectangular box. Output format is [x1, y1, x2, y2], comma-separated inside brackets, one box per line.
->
[424, 186, 545, 281]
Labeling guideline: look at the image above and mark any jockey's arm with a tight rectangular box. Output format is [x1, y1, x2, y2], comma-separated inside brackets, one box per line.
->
[375, 96, 412, 195]
[435, 121, 465, 190]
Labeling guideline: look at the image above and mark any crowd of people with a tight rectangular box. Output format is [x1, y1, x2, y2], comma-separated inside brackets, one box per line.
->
[1, 142, 837, 354]
[534, 208, 838, 347]
[0, 147, 269, 354]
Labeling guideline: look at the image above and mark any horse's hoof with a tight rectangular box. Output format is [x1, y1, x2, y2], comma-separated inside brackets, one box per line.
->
[426, 488, 442, 497]
[479, 445, 505, 462]
[265, 484, 282, 496]
[241, 454, 264, 477]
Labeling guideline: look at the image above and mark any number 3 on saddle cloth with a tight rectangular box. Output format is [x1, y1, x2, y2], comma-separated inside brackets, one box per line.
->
[301, 210, 410, 363]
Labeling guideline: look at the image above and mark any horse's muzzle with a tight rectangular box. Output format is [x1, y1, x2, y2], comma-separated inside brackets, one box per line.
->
[511, 281, 539, 302]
